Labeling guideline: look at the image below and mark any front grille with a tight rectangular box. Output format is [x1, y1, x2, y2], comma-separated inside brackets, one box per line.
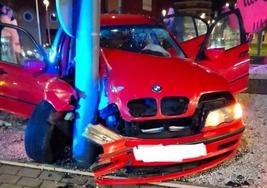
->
[161, 97, 189, 116]
[127, 98, 157, 117]
[125, 117, 197, 139]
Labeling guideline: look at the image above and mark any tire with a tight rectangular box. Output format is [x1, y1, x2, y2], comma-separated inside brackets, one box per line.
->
[25, 101, 69, 163]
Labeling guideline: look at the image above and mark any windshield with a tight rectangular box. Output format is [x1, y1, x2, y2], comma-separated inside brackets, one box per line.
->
[100, 25, 185, 58]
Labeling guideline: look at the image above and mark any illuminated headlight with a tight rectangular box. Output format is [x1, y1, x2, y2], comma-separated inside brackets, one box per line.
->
[205, 103, 242, 127]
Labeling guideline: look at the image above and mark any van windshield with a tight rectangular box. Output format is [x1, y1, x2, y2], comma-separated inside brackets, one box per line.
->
[100, 25, 185, 58]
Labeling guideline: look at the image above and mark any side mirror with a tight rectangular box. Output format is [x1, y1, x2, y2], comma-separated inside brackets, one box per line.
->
[205, 48, 225, 61]
[23, 60, 46, 72]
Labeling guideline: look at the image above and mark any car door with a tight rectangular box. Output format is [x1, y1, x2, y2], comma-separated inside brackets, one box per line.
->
[196, 9, 249, 95]
[0, 23, 55, 118]
[163, 14, 208, 59]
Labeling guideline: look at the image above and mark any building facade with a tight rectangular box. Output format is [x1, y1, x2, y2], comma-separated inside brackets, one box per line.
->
[1, 0, 58, 45]
[102, 0, 220, 19]
[2, 0, 216, 44]
[2, 0, 266, 51]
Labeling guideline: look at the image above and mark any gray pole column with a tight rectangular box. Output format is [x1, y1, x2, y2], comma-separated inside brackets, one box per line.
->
[35, 0, 42, 44]
[118, 0, 122, 13]
[257, 30, 263, 56]
[72, 0, 101, 166]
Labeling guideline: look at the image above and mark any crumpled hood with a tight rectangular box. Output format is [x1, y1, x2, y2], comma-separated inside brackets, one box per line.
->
[101, 49, 230, 120]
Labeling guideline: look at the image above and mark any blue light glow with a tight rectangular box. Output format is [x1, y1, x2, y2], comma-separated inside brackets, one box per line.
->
[48, 47, 57, 63]
[48, 28, 62, 63]
[55, 0, 74, 38]
[98, 78, 109, 110]
[71, 0, 100, 166]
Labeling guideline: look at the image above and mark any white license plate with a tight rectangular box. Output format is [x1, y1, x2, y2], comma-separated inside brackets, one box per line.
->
[133, 143, 207, 163]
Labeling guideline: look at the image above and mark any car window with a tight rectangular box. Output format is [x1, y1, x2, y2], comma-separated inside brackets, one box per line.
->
[0, 25, 42, 65]
[100, 25, 185, 58]
[195, 18, 207, 36]
[207, 14, 241, 50]
[163, 16, 207, 42]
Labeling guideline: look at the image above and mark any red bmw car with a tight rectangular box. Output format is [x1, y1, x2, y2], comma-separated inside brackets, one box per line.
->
[0, 10, 249, 185]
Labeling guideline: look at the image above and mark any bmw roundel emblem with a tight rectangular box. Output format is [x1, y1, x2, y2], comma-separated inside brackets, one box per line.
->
[152, 85, 162, 93]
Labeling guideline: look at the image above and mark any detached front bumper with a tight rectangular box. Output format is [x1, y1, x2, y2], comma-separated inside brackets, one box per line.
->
[84, 120, 244, 185]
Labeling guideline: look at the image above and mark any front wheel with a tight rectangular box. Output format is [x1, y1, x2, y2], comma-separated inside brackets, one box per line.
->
[25, 101, 69, 163]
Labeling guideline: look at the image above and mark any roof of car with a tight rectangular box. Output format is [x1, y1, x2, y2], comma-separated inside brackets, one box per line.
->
[101, 14, 157, 26]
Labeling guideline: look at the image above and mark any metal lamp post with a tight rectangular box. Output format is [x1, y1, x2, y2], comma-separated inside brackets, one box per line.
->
[55, 0, 100, 167]
[43, 0, 51, 45]
[72, 0, 101, 167]
[35, 0, 42, 44]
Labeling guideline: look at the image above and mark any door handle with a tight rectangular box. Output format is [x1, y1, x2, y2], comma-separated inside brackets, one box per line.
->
[0, 68, 7, 75]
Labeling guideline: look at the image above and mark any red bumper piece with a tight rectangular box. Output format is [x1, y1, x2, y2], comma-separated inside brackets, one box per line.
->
[84, 124, 244, 185]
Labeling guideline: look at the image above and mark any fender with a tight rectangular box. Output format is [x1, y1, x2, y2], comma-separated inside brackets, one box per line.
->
[44, 78, 78, 112]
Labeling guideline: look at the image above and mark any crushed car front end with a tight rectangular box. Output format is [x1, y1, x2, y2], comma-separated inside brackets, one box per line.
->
[84, 15, 245, 185]
[86, 88, 244, 185]
[89, 124, 243, 184]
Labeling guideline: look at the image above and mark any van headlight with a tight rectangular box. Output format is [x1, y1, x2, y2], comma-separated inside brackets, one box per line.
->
[205, 103, 242, 127]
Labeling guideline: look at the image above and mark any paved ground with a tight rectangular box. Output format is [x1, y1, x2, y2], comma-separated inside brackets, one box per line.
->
[0, 163, 179, 188]
[0, 163, 97, 188]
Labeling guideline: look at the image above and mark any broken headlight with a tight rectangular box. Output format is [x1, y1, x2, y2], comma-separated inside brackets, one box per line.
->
[205, 103, 242, 128]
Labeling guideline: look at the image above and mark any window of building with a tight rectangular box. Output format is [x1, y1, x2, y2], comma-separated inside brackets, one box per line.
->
[23, 11, 34, 22]
[50, 12, 57, 22]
